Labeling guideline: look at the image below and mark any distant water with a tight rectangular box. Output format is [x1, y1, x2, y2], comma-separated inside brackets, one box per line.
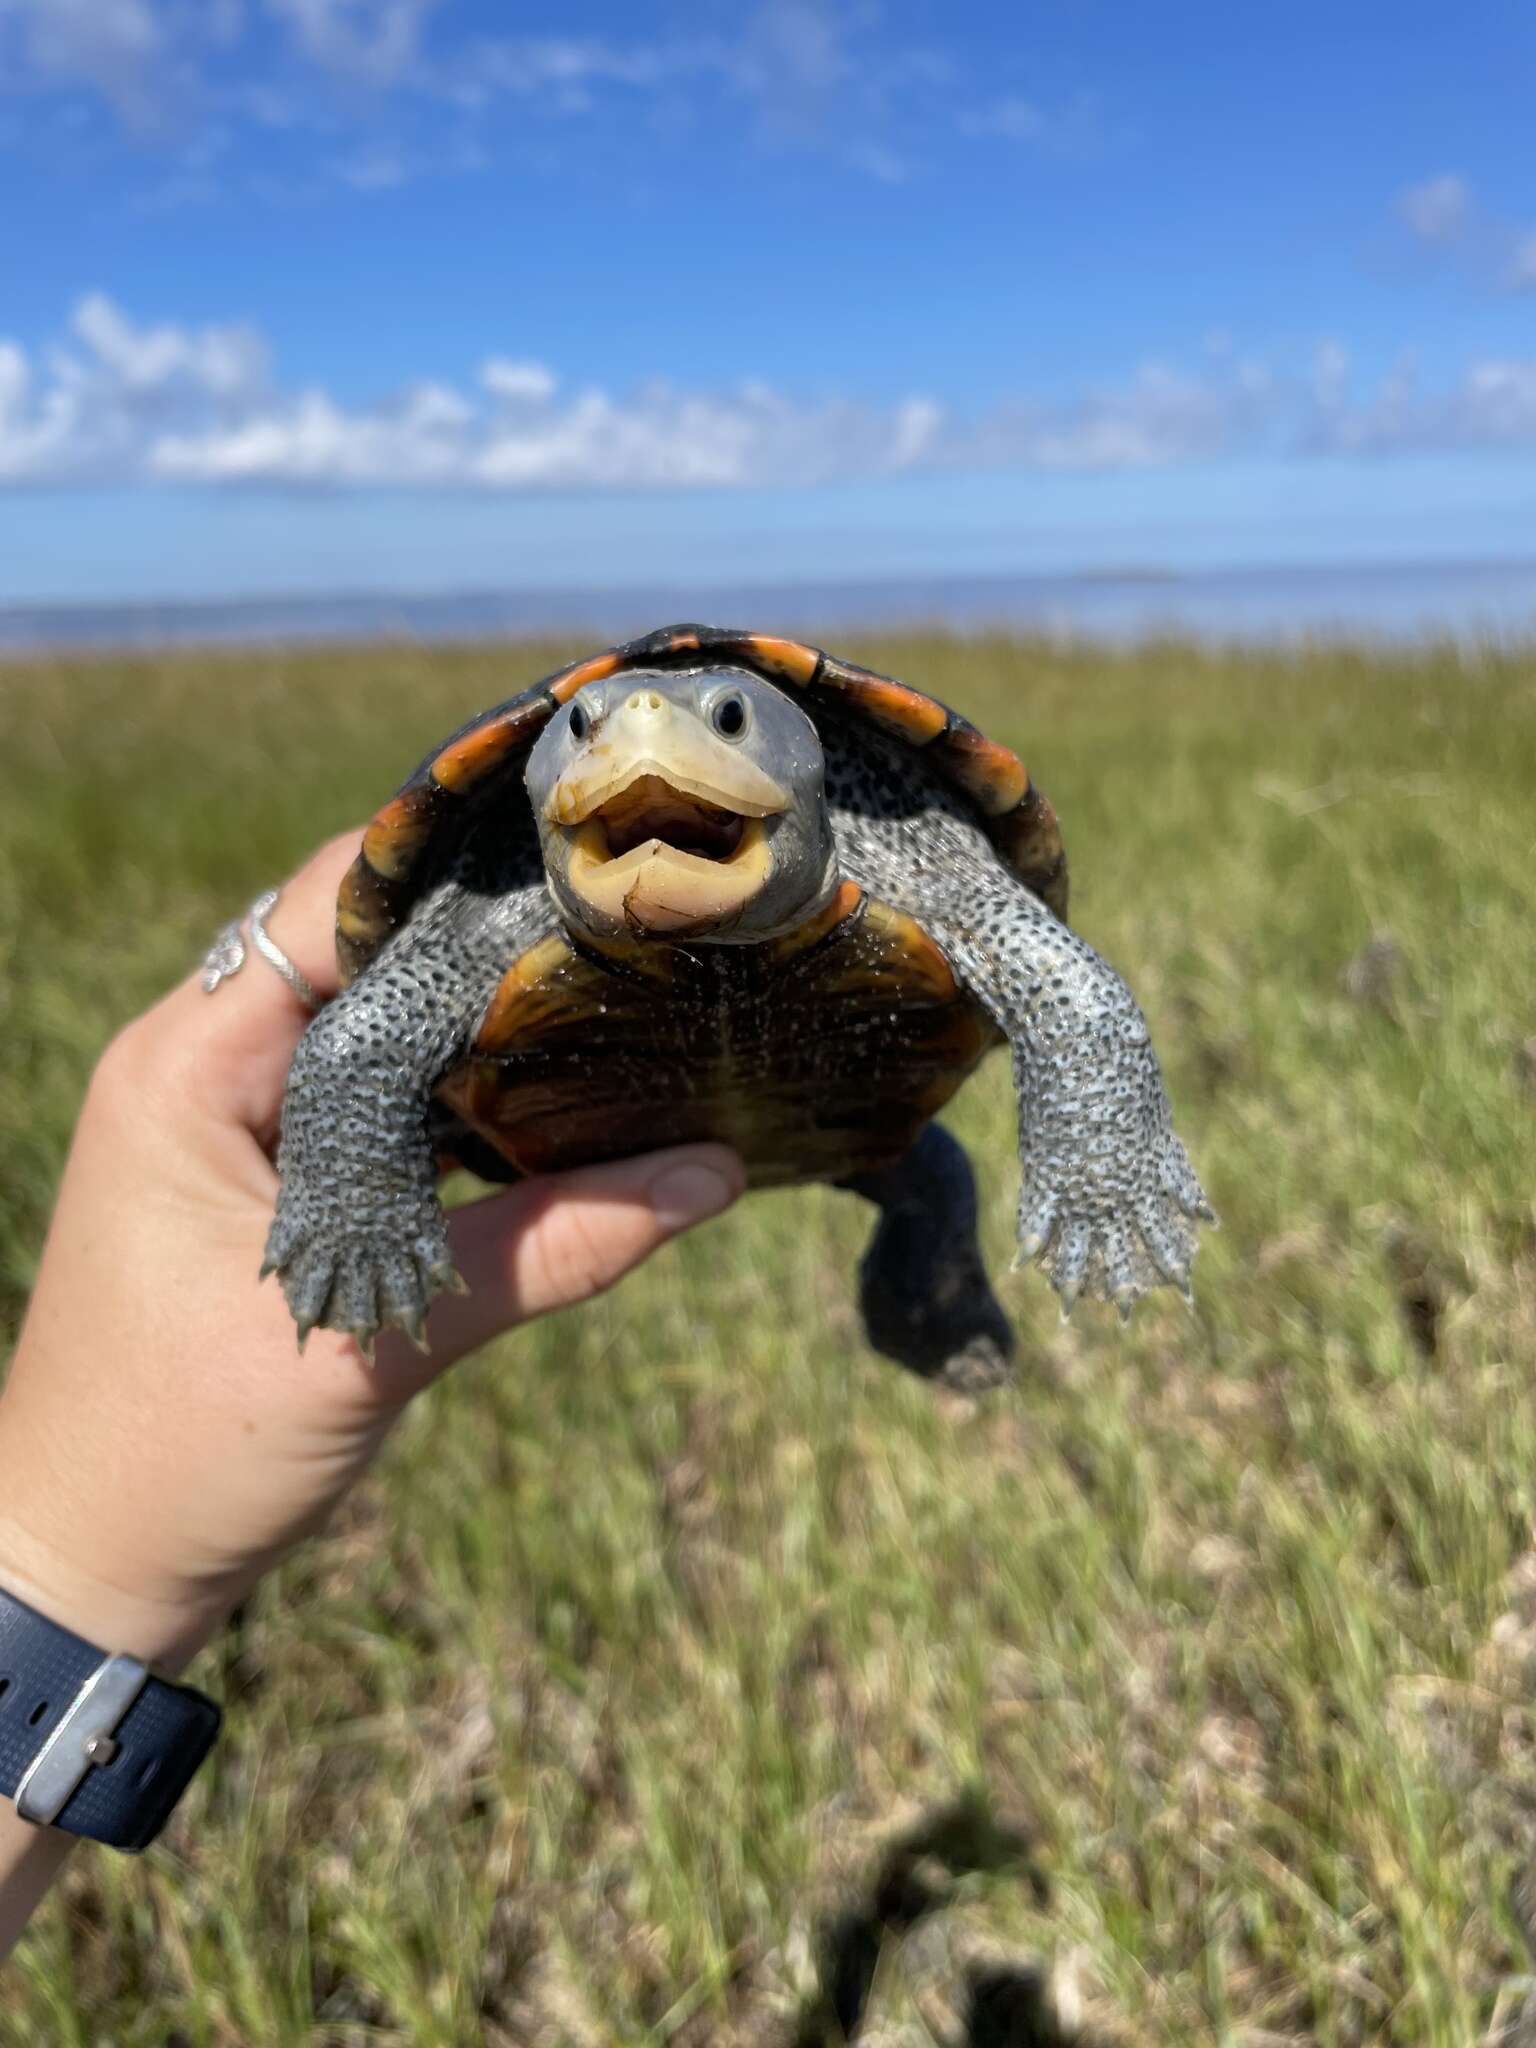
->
[2, 556, 1534, 656]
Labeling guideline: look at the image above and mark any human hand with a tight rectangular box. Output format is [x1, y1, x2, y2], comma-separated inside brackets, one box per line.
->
[0, 831, 744, 1674]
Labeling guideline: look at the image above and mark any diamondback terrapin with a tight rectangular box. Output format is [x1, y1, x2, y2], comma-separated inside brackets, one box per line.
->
[265, 624, 1212, 1384]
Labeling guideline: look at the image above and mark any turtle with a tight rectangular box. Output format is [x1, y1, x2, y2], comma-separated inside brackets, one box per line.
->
[264, 623, 1213, 1383]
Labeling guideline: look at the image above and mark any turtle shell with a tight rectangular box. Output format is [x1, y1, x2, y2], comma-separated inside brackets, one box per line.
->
[337, 622, 1069, 983]
[436, 882, 1003, 1188]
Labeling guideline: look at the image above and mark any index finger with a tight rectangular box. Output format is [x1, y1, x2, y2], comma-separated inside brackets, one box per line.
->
[139, 829, 363, 1137]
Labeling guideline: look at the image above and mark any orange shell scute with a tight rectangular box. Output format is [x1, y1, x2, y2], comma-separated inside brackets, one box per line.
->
[474, 932, 582, 1054]
[989, 788, 1070, 919]
[819, 659, 950, 741]
[548, 651, 623, 703]
[336, 855, 400, 983]
[759, 880, 864, 966]
[743, 634, 821, 686]
[858, 900, 965, 1004]
[431, 698, 549, 793]
[362, 789, 436, 881]
[932, 719, 1029, 816]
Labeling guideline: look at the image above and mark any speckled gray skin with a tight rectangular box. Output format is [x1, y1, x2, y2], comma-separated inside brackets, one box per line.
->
[265, 668, 1211, 1358]
[263, 819, 552, 1352]
[821, 713, 1214, 1313]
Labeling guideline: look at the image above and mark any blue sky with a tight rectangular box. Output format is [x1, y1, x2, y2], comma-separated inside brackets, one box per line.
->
[2, 0, 1534, 602]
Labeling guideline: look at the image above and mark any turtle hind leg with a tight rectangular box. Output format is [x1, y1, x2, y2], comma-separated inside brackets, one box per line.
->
[844, 1122, 1014, 1393]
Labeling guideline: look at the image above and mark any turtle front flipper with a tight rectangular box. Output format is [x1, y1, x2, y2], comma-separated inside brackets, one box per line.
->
[265, 880, 555, 1354]
[922, 899, 1214, 1315]
[832, 792, 1214, 1317]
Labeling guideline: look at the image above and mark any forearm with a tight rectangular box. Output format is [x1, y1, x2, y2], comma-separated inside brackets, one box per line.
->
[0, 1500, 224, 1961]
[0, 1805, 69, 1958]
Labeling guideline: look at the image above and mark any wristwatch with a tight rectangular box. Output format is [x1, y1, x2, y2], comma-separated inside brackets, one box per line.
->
[0, 1584, 221, 1851]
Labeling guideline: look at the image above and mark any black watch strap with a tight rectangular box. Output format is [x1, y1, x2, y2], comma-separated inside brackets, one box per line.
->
[0, 1584, 220, 1851]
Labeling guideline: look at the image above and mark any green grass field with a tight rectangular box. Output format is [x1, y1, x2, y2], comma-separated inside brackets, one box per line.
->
[2, 630, 1535, 2045]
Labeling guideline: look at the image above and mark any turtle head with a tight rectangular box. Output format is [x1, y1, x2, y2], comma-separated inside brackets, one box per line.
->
[525, 666, 836, 943]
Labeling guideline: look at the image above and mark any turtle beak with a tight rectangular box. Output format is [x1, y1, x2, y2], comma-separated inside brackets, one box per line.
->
[545, 688, 788, 825]
[546, 688, 789, 935]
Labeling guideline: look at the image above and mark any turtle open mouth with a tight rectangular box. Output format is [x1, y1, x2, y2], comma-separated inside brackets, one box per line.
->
[594, 775, 748, 863]
[558, 773, 776, 934]
[544, 706, 789, 935]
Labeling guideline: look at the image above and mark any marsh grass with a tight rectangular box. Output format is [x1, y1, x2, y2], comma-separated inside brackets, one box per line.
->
[2, 631, 1535, 2043]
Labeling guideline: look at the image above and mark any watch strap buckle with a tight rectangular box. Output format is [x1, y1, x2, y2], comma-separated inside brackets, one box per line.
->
[14, 1653, 150, 1825]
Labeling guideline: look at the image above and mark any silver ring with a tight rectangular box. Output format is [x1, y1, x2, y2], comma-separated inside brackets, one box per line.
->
[201, 886, 319, 1011]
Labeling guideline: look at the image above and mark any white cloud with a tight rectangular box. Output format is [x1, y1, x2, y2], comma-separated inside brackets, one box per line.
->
[1311, 338, 1350, 409]
[70, 290, 267, 397]
[0, 294, 953, 489]
[0, 0, 166, 120]
[482, 359, 558, 406]
[1506, 234, 1536, 292]
[334, 146, 408, 190]
[263, 0, 437, 83]
[958, 88, 1110, 159]
[845, 140, 907, 183]
[460, 34, 683, 100]
[960, 97, 1046, 142]
[150, 375, 945, 491]
[0, 295, 271, 480]
[1310, 352, 1536, 455]
[1393, 174, 1536, 297]
[1399, 172, 1470, 244]
[889, 397, 944, 467]
[0, 0, 1085, 201]
[0, 0, 946, 179]
[736, 0, 854, 102]
[7, 293, 1536, 494]
[975, 359, 1275, 474]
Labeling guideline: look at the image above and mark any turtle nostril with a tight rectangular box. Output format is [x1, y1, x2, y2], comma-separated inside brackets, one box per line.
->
[626, 689, 664, 713]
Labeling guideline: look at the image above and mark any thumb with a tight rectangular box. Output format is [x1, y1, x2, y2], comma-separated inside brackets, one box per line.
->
[372, 1144, 744, 1384]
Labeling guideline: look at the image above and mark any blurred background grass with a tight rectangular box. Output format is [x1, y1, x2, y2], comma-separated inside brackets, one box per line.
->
[2, 630, 1535, 2044]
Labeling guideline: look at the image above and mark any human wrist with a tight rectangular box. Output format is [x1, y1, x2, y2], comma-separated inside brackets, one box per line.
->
[0, 1511, 226, 1868]
[0, 1489, 230, 1678]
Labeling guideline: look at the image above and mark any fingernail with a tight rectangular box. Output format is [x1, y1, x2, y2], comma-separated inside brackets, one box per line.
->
[648, 1161, 738, 1231]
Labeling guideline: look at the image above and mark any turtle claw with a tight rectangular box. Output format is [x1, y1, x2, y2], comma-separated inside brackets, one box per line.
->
[1159, 1136, 1217, 1228]
[1014, 1127, 1214, 1319]
[1011, 1196, 1058, 1272]
[263, 1197, 455, 1353]
[397, 1307, 431, 1355]
[1049, 1220, 1091, 1313]
[1011, 1225, 1049, 1272]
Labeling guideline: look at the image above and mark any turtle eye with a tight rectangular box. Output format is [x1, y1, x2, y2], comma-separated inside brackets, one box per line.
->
[710, 691, 750, 741]
[567, 700, 589, 742]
